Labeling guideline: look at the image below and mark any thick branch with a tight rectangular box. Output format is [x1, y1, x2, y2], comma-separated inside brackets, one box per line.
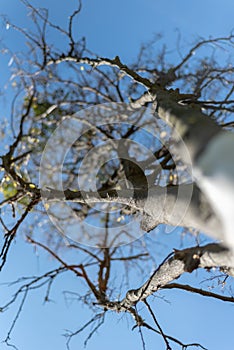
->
[104, 243, 234, 311]
[48, 55, 152, 89]
[42, 183, 222, 238]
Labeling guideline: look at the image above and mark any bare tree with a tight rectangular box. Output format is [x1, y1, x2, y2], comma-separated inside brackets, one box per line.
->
[1, 1, 234, 349]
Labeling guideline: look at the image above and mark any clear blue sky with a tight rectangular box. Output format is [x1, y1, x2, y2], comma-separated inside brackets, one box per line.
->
[1, 1, 234, 350]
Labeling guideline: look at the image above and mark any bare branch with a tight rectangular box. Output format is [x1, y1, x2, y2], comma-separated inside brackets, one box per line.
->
[162, 283, 234, 302]
[64, 312, 105, 350]
[173, 34, 234, 72]
[0, 195, 40, 271]
[144, 299, 172, 350]
[104, 243, 234, 312]
[26, 236, 83, 277]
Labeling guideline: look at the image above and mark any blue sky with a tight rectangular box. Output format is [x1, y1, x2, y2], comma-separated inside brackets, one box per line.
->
[1, 1, 234, 350]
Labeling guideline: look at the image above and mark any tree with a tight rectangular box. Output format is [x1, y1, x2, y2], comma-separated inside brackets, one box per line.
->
[1, 1, 234, 349]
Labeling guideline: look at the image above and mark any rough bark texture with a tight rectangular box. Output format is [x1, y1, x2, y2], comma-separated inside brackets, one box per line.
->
[42, 182, 222, 239]
[103, 243, 234, 312]
[154, 88, 221, 163]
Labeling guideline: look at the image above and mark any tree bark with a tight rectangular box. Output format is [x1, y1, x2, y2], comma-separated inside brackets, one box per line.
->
[105, 243, 234, 312]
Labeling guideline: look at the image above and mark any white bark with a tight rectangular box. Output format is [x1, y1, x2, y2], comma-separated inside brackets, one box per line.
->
[195, 131, 234, 250]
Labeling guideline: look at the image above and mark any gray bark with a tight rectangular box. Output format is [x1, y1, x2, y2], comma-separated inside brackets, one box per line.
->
[42, 182, 222, 239]
[103, 243, 234, 312]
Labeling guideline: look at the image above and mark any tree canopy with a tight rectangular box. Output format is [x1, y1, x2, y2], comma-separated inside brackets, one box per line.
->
[1, 1, 234, 349]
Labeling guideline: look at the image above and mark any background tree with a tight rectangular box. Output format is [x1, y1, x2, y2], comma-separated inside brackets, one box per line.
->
[0, 1, 234, 349]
